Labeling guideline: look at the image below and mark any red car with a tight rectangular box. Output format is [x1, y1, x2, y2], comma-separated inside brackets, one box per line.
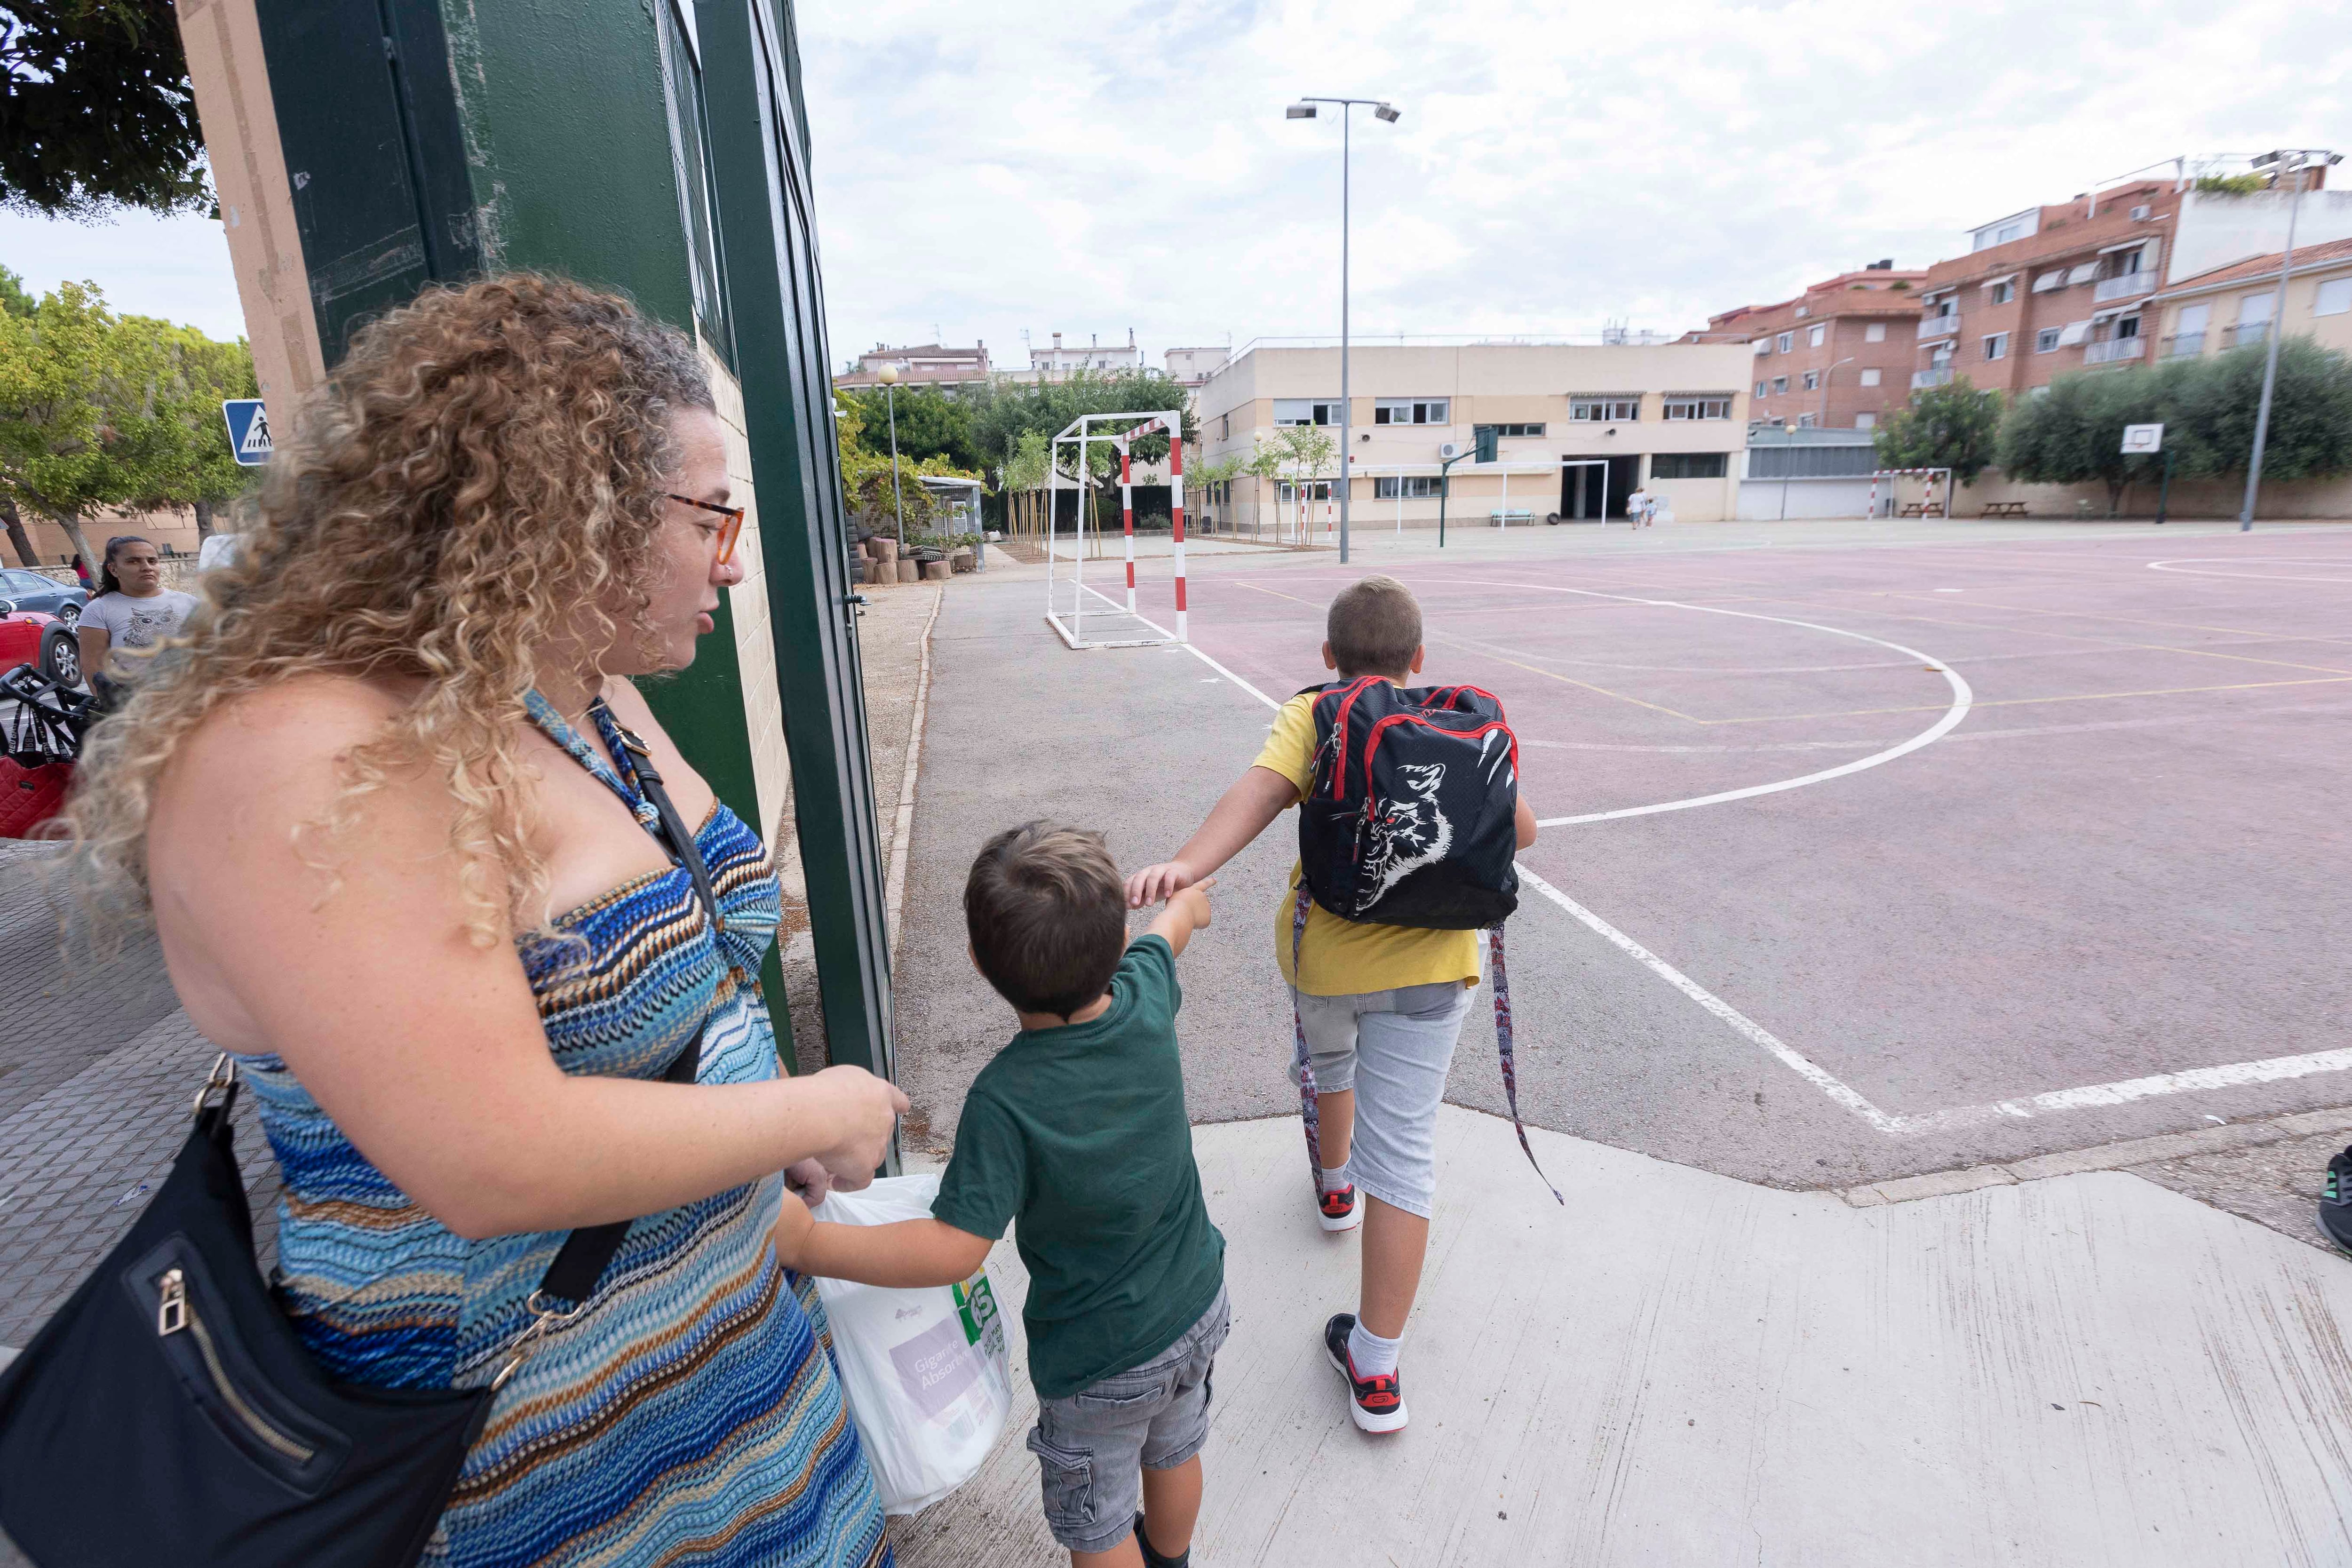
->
[0, 599, 79, 686]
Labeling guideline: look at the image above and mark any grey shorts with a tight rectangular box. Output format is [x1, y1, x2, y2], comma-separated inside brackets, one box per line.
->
[1025, 1286, 1232, 1554]
[1289, 980, 1477, 1219]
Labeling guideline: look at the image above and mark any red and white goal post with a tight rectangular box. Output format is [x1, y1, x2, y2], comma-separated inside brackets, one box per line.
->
[1867, 468, 1954, 518]
[1045, 410, 1189, 650]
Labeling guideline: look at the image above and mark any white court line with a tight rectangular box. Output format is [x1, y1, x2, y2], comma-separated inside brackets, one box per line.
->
[1436, 580, 1973, 827]
[2147, 558, 2352, 584]
[1173, 586, 2350, 1135]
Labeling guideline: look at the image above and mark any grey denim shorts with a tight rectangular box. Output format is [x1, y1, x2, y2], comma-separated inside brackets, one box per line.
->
[1025, 1285, 1232, 1554]
[1289, 980, 1476, 1219]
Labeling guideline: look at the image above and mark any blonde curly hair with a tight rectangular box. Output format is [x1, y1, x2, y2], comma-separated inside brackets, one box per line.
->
[61, 273, 715, 945]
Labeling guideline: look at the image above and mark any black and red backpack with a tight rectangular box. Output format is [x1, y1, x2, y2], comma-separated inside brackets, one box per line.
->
[1295, 677, 1521, 930]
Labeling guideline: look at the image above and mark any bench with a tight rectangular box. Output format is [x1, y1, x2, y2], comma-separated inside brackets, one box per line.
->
[1487, 509, 1535, 527]
[1899, 501, 1947, 517]
[1979, 501, 2028, 518]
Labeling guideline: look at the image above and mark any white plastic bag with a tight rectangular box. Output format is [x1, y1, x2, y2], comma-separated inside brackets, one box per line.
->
[809, 1174, 1012, 1514]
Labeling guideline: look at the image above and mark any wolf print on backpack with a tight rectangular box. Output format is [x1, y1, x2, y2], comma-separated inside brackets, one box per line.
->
[1295, 677, 1521, 930]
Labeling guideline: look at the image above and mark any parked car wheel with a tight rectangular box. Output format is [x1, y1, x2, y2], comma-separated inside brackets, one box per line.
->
[55, 603, 78, 630]
[40, 626, 79, 686]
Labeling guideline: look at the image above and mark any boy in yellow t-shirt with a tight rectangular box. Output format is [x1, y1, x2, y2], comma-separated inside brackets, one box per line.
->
[1126, 574, 1537, 1436]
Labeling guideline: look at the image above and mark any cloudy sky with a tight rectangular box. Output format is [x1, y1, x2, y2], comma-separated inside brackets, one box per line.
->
[6, 0, 2343, 360]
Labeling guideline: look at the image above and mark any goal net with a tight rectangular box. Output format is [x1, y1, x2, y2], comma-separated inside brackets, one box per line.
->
[1045, 410, 1189, 649]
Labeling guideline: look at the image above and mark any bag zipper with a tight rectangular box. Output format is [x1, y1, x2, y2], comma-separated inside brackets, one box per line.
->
[157, 1267, 318, 1465]
[1359, 715, 1519, 798]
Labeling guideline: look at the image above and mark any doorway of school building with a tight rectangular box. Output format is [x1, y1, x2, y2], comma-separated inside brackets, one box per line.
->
[1561, 455, 1640, 520]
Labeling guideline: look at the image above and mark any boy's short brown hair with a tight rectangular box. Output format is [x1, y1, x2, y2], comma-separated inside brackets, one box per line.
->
[1327, 574, 1423, 677]
[965, 821, 1128, 1019]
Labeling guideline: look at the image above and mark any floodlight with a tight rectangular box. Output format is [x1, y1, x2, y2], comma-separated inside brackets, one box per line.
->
[1374, 103, 1400, 123]
[1286, 103, 1316, 119]
[2253, 150, 2281, 168]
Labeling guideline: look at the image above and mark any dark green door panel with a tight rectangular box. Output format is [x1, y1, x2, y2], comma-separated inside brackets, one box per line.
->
[696, 0, 895, 1096]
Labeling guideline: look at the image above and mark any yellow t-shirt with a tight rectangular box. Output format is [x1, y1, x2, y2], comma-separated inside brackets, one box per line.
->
[1254, 691, 1484, 997]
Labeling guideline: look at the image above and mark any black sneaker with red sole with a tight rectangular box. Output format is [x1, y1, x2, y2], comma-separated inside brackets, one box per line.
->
[2320, 1146, 2352, 1252]
[1318, 1182, 1361, 1233]
[1324, 1313, 1407, 1433]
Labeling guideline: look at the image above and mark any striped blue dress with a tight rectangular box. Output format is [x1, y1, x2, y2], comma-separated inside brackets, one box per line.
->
[232, 694, 891, 1566]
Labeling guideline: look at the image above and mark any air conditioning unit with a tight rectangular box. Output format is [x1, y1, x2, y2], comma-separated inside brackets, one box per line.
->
[1439, 442, 1461, 460]
[2131, 204, 2152, 221]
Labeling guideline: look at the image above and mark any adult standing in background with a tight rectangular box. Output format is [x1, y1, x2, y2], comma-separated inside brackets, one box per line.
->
[63, 276, 904, 1567]
[77, 536, 198, 702]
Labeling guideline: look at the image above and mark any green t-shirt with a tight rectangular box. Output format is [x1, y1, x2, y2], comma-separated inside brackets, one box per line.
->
[930, 934, 1226, 1400]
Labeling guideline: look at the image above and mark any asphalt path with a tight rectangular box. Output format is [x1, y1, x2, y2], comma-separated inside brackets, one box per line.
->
[894, 520, 2352, 1189]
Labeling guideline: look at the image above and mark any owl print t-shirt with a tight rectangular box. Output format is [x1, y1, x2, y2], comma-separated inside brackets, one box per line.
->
[83, 588, 198, 677]
[1251, 688, 1483, 997]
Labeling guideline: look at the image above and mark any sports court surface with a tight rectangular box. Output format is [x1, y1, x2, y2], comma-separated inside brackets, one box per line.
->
[899, 520, 2352, 1189]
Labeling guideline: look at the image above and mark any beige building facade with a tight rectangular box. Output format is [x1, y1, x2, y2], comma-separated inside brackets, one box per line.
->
[2146, 236, 2352, 362]
[1192, 342, 1754, 531]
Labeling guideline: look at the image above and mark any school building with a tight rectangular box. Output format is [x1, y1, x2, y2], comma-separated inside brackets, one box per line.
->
[1189, 341, 1756, 532]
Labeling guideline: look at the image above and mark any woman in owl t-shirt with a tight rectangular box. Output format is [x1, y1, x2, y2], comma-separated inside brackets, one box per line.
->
[78, 536, 198, 703]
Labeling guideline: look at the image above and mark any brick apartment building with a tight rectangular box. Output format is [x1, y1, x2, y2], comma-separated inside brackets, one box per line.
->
[1696, 262, 1928, 430]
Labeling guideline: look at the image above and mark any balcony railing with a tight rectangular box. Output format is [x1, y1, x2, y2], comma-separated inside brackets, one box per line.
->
[2092, 271, 2154, 303]
[1917, 312, 1961, 340]
[2082, 336, 2145, 365]
[2225, 320, 2273, 349]
[2162, 332, 2206, 358]
[1912, 368, 1955, 389]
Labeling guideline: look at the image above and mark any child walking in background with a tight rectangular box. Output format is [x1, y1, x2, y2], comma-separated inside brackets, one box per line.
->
[1128, 574, 1537, 1435]
[777, 822, 1225, 1568]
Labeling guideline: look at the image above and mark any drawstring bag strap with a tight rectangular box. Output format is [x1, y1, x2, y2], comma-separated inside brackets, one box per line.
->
[1291, 881, 1324, 1188]
[1489, 922, 1562, 1204]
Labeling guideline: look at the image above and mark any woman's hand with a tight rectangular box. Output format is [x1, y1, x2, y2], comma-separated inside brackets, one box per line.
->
[807, 1065, 909, 1194]
[784, 1159, 834, 1210]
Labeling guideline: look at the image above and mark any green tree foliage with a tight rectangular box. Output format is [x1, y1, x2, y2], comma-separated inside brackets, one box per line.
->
[1, 0, 212, 217]
[0, 276, 255, 566]
[835, 384, 981, 471]
[831, 381, 978, 540]
[1874, 376, 2004, 484]
[1998, 339, 2352, 512]
[961, 370, 1196, 531]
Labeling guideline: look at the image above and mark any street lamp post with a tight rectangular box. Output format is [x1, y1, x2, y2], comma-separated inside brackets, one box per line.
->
[2240, 148, 2341, 532]
[1287, 96, 1400, 565]
[878, 360, 908, 545]
[1818, 356, 1855, 428]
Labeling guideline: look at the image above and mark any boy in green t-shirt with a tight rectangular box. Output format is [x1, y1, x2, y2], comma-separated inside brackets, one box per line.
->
[1127, 574, 1537, 1436]
[776, 821, 1225, 1568]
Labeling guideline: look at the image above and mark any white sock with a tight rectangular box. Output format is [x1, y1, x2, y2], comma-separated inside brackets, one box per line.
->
[1319, 1164, 1351, 1194]
[1347, 1320, 1401, 1379]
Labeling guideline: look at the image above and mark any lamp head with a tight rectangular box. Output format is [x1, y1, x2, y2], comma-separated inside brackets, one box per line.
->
[1374, 102, 1401, 123]
[879, 362, 901, 385]
[1286, 102, 1316, 119]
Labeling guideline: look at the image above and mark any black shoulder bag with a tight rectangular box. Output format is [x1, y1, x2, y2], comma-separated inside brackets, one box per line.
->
[0, 735, 722, 1568]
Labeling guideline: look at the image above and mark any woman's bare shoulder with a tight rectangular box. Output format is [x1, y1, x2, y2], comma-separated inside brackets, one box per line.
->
[162, 674, 424, 815]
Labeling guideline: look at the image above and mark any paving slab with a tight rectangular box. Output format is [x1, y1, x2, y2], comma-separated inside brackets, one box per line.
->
[897, 1106, 2352, 1568]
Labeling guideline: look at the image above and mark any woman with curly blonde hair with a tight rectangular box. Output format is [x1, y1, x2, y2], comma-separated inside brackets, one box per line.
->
[65, 275, 904, 1565]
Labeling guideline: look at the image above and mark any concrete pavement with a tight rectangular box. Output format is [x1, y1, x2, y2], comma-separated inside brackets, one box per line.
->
[897, 1106, 2352, 1567]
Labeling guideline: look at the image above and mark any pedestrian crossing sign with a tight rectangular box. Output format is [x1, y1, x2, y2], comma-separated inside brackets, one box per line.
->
[222, 399, 272, 465]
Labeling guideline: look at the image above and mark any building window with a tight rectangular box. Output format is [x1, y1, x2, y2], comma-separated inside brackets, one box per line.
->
[1775, 333, 1793, 353]
[1854, 412, 1877, 430]
[1796, 413, 1819, 428]
[1219, 414, 1230, 440]
[654, 0, 732, 365]
[1374, 398, 1449, 425]
[2317, 278, 2352, 317]
[1277, 481, 1333, 502]
[2240, 290, 2277, 325]
[1273, 399, 1341, 426]
[1802, 370, 1820, 392]
[1982, 332, 2009, 360]
[2035, 326, 2062, 353]
[1770, 376, 1788, 395]
[1650, 452, 1729, 479]
[1373, 476, 1445, 499]
[1755, 381, 1768, 397]
[1475, 422, 1545, 438]
[1570, 397, 1641, 422]
[1858, 367, 1882, 387]
[2116, 316, 2140, 340]
[1808, 324, 1827, 348]
[1661, 394, 1733, 421]
[1989, 279, 2016, 305]
[1865, 322, 1888, 343]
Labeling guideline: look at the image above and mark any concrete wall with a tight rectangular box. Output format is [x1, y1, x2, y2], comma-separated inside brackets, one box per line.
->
[1738, 477, 1878, 521]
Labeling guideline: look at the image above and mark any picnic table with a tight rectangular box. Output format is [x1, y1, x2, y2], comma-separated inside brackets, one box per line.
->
[1899, 501, 1947, 517]
[1980, 501, 2028, 518]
